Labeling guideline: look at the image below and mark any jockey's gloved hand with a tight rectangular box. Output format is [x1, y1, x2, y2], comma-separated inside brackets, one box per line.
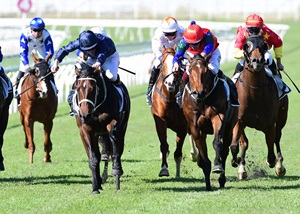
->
[51, 59, 60, 73]
[173, 62, 179, 72]
[92, 62, 101, 71]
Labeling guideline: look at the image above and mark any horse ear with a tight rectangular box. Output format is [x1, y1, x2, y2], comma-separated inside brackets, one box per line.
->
[173, 44, 177, 50]
[162, 45, 166, 52]
[31, 53, 38, 63]
[74, 64, 81, 76]
[243, 43, 249, 52]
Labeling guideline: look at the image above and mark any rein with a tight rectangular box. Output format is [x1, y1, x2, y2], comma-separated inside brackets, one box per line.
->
[76, 73, 107, 115]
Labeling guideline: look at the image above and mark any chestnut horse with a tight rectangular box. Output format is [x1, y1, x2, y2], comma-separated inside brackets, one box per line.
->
[73, 61, 130, 194]
[230, 35, 288, 179]
[0, 75, 13, 170]
[150, 46, 192, 178]
[182, 54, 238, 191]
[18, 53, 58, 163]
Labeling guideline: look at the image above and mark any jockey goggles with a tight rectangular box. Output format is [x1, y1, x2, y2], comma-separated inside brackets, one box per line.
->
[163, 31, 176, 37]
[188, 40, 201, 48]
[247, 27, 261, 35]
[31, 28, 43, 32]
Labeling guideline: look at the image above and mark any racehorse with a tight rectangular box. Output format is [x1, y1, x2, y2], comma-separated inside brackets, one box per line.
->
[150, 46, 193, 178]
[230, 35, 288, 179]
[18, 53, 58, 164]
[0, 73, 13, 171]
[182, 54, 238, 191]
[73, 60, 130, 194]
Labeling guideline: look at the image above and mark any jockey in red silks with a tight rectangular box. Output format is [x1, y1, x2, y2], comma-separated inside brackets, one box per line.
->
[172, 20, 239, 107]
[233, 14, 290, 96]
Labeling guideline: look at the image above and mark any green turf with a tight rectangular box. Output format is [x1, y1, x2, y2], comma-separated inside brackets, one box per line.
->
[0, 21, 299, 214]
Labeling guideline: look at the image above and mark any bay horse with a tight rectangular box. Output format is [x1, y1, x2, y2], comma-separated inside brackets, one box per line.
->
[230, 35, 288, 179]
[182, 54, 238, 191]
[151, 46, 194, 178]
[18, 53, 58, 163]
[73, 60, 130, 194]
[0, 74, 13, 171]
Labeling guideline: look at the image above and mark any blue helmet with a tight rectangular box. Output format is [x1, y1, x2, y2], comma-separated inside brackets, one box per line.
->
[79, 30, 98, 51]
[30, 17, 45, 30]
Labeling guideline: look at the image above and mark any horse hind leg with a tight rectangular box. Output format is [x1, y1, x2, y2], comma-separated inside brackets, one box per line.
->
[237, 133, 248, 180]
[189, 134, 198, 162]
[0, 136, 4, 171]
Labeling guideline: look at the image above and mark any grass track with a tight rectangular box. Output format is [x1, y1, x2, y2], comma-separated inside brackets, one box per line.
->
[0, 22, 300, 214]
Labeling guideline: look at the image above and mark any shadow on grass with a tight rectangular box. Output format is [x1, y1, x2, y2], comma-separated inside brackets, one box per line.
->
[0, 174, 91, 185]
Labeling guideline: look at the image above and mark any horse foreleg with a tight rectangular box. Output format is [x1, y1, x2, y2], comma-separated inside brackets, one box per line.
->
[108, 120, 123, 190]
[153, 116, 169, 177]
[264, 128, 276, 168]
[193, 132, 212, 191]
[174, 132, 185, 178]
[274, 126, 286, 177]
[43, 121, 53, 162]
[230, 122, 242, 168]
[0, 135, 4, 171]
[23, 118, 35, 164]
[88, 135, 102, 194]
[237, 131, 248, 180]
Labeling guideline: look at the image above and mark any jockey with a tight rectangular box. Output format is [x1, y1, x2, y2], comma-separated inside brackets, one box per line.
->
[76, 26, 107, 59]
[233, 14, 290, 96]
[14, 17, 55, 104]
[146, 16, 184, 106]
[51, 30, 120, 116]
[173, 20, 239, 107]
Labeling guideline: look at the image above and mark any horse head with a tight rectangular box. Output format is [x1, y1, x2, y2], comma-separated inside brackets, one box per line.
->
[31, 52, 51, 98]
[243, 35, 268, 72]
[188, 54, 212, 103]
[160, 45, 180, 93]
[74, 61, 100, 123]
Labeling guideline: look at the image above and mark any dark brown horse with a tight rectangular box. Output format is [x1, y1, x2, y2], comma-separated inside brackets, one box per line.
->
[182, 54, 238, 191]
[73, 61, 130, 194]
[0, 74, 13, 170]
[18, 53, 58, 163]
[150, 46, 191, 178]
[230, 35, 288, 179]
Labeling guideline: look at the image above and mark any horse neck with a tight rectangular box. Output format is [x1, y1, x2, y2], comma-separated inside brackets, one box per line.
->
[242, 62, 267, 86]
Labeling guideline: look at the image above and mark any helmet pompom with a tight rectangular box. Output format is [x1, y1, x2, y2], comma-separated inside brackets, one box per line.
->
[190, 20, 196, 25]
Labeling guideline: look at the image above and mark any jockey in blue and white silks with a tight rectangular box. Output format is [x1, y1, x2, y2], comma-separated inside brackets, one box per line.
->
[15, 17, 54, 99]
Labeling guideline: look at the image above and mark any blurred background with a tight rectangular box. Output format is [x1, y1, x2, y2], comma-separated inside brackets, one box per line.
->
[0, 0, 299, 112]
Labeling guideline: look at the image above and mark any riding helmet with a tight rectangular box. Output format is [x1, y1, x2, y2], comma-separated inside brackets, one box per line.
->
[183, 21, 203, 44]
[246, 14, 264, 28]
[161, 16, 178, 33]
[30, 17, 45, 30]
[79, 30, 98, 51]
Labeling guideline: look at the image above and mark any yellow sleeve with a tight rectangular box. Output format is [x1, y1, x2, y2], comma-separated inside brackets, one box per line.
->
[233, 48, 244, 59]
[274, 46, 283, 59]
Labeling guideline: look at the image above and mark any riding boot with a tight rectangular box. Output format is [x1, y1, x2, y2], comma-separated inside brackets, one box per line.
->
[48, 73, 58, 94]
[268, 62, 291, 98]
[176, 78, 188, 108]
[225, 76, 240, 107]
[14, 71, 25, 106]
[113, 74, 122, 87]
[233, 62, 244, 75]
[146, 67, 160, 106]
[67, 89, 76, 116]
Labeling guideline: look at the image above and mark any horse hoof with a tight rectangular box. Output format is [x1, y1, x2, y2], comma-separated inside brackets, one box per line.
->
[275, 166, 286, 177]
[92, 190, 100, 194]
[159, 168, 169, 177]
[237, 172, 247, 180]
[101, 154, 109, 161]
[212, 165, 224, 174]
[231, 160, 238, 168]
